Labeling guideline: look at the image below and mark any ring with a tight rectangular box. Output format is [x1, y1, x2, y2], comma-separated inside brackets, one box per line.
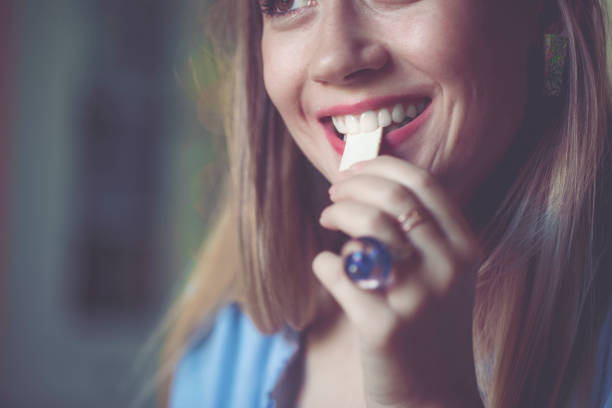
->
[343, 237, 414, 290]
[397, 208, 428, 234]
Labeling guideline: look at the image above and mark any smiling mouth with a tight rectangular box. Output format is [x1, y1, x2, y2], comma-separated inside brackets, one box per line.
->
[326, 98, 431, 140]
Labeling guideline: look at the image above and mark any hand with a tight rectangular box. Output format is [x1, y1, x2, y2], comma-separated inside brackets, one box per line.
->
[313, 155, 484, 408]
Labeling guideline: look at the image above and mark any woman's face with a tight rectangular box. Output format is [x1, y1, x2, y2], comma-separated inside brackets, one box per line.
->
[260, 0, 540, 204]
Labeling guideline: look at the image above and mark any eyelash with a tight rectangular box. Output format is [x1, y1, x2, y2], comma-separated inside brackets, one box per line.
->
[258, 0, 315, 18]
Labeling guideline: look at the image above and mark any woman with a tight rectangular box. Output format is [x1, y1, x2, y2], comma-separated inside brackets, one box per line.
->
[162, 0, 612, 406]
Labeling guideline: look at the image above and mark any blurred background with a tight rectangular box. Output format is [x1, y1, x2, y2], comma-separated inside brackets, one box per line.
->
[1, 0, 224, 407]
[1, 1, 611, 408]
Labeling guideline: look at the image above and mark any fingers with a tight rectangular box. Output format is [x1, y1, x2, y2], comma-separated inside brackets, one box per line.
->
[315, 159, 482, 405]
[345, 156, 476, 254]
[326, 173, 458, 292]
[330, 174, 422, 221]
[329, 174, 445, 255]
[320, 200, 407, 246]
[322, 156, 477, 293]
[312, 251, 396, 338]
[314, 155, 482, 340]
[319, 200, 455, 305]
[313, 243, 431, 333]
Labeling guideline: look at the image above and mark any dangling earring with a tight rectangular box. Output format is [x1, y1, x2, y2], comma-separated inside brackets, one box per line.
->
[543, 33, 568, 96]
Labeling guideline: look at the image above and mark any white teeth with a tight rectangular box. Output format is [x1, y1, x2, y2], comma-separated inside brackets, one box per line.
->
[391, 104, 405, 123]
[360, 111, 378, 132]
[345, 115, 360, 134]
[377, 108, 392, 127]
[332, 116, 346, 134]
[405, 104, 417, 119]
[331, 101, 428, 135]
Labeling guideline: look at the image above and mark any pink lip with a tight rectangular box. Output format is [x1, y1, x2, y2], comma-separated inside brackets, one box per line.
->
[321, 101, 432, 155]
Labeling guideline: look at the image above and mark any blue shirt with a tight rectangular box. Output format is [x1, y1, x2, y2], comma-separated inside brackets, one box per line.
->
[170, 302, 612, 408]
[170, 303, 302, 408]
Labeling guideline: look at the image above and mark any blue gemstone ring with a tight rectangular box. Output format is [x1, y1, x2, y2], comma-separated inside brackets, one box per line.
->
[343, 237, 395, 290]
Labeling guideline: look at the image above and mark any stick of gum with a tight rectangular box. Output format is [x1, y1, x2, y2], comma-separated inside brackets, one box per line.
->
[339, 127, 383, 171]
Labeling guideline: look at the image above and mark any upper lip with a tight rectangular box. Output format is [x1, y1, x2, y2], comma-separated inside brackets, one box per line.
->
[315, 93, 431, 120]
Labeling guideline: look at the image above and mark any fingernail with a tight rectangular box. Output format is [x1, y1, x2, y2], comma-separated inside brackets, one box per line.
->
[319, 209, 329, 226]
[319, 211, 326, 225]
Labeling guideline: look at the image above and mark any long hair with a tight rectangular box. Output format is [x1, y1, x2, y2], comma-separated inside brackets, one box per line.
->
[472, 0, 612, 405]
[160, 0, 612, 406]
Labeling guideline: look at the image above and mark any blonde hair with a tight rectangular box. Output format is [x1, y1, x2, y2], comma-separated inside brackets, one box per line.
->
[160, 0, 612, 406]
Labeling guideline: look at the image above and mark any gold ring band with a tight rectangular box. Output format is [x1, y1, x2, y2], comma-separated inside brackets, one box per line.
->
[397, 208, 428, 234]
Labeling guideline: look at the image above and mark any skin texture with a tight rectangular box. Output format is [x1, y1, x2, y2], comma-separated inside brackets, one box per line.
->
[262, 0, 538, 203]
[260, 0, 541, 406]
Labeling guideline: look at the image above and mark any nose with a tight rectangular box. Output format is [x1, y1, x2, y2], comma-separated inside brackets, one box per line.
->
[308, 4, 389, 85]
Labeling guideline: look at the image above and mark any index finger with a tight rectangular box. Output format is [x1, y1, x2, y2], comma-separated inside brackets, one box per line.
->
[348, 156, 475, 252]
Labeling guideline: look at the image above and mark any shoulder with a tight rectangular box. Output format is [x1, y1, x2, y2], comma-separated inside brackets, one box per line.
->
[169, 302, 301, 408]
[571, 302, 612, 408]
[592, 303, 612, 408]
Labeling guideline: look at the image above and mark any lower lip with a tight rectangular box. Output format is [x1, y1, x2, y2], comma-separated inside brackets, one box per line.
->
[323, 103, 432, 155]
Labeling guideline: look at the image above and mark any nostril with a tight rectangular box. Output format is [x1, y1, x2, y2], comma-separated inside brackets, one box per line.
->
[310, 39, 390, 85]
[340, 45, 390, 83]
[343, 67, 385, 83]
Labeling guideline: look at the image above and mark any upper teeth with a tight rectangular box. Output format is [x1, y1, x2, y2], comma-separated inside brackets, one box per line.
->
[331, 102, 426, 135]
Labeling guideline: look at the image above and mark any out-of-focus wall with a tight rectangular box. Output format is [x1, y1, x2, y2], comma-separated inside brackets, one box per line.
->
[608, 0, 612, 77]
[1, 0, 220, 407]
[1, 1, 611, 408]
[0, 2, 12, 314]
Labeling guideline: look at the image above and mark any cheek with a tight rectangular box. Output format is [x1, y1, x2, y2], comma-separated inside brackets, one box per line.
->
[261, 37, 285, 107]
[386, 6, 486, 82]
[389, 4, 527, 94]
[388, 5, 529, 198]
[261, 32, 306, 117]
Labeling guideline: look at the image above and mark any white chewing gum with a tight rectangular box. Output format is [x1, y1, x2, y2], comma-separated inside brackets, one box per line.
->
[338, 127, 383, 171]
